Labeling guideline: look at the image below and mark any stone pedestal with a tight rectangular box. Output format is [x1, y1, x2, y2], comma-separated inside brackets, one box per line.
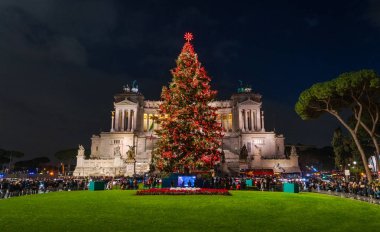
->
[250, 154, 262, 169]
[220, 162, 230, 176]
[125, 160, 135, 177]
[239, 161, 249, 170]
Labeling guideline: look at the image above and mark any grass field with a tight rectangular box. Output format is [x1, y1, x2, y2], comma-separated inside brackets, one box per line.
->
[0, 190, 379, 232]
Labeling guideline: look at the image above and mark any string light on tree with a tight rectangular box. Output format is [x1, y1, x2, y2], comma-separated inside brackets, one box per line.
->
[152, 32, 223, 173]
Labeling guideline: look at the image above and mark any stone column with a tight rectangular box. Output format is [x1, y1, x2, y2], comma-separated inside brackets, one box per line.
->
[231, 107, 236, 132]
[127, 110, 131, 131]
[239, 109, 244, 131]
[224, 114, 227, 131]
[220, 114, 223, 129]
[244, 110, 248, 132]
[111, 111, 115, 132]
[131, 110, 135, 132]
[221, 114, 224, 131]
[135, 109, 138, 131]
[226, 114, 230, 132]
[152, 114, 156, 130]
[147, 113, 150, 131]
[121, 110, 125, 131]
[261, 111, 265, 132]
[115, 110, 120, 131]
[256, 109, 260, 131]
[250, 110, 254, 131]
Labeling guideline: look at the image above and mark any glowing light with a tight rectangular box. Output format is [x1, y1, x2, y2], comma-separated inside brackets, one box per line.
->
[184, 32, 193, 42]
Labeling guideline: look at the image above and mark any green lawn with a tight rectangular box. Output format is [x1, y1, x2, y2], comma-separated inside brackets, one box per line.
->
[0, 191, 379, 232]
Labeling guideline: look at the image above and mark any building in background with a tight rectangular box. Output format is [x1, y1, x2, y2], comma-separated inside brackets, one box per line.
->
[74, 84, 300, 176]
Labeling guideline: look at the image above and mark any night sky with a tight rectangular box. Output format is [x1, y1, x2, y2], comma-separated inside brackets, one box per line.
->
[1, 0, 380, 161]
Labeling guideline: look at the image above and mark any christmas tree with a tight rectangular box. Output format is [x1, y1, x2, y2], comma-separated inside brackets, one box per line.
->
[152, 33, 223, 173]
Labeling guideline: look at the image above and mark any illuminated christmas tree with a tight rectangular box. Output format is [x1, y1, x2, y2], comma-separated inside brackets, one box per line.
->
[152, 33, 223, 173]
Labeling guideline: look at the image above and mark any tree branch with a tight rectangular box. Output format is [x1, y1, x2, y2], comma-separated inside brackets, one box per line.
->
[351, 93, 363, 134]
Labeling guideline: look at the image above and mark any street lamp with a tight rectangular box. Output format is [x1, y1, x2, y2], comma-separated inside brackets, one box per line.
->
[353, 161, 357, 165]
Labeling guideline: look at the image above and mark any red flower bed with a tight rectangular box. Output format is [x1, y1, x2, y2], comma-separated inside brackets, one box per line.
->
[136, 188, 231, 196]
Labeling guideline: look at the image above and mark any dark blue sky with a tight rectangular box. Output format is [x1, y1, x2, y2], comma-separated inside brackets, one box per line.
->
[1, 0, 380, 160]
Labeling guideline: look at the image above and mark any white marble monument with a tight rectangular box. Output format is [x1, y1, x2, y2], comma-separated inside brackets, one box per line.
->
[73, 83, 300, 177]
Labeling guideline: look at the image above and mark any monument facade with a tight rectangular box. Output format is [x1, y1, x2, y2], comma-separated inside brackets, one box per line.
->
[73, 85, 300, 176]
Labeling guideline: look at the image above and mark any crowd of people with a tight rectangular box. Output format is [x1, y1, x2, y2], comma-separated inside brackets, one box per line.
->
[0, 176, 146, 199]
[187, 176, 285, 191]
[2, 175, 380, 202]
[0, 177, 89, 199]
[307, 177, 380, 199]
[106, 178, 139, 190]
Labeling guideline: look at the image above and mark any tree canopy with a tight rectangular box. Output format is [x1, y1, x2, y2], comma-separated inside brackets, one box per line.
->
[296, 70, 379, 120]
[55, 148, 79, 162]
[295, 69, 380, 181]
[0, 149, 24, 159]
[14, 156, 50, 170]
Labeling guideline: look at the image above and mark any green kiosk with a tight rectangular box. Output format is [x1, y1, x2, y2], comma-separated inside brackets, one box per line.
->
[283, 183, 299, 193]
[89, 181, 105, 191]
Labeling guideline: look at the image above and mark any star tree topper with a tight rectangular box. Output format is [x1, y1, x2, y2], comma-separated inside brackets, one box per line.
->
[184, 32, 193, 42]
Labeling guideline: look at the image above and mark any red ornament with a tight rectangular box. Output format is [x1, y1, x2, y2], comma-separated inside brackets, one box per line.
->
[152, 33, 223, 172]
[184, 32, 194, 42]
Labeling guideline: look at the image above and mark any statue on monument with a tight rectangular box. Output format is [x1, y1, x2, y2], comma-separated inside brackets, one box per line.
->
[274, 163, 285, 172]
[78, 145, 85, 156]
[254, 145, 262, 157]
[123, 84, 130, 92]
[239, 145, 248, 161]
[131, 80, 138, 93]
[126, 145, 136, 160]
[114, 146, 121, 157]
[290, 145, 298, 157]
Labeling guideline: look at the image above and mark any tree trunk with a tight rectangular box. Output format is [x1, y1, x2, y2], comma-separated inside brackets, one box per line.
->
[349, 131, 372, 182]
[333, 113, 373, 182]
[358, 121, 380, 179]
